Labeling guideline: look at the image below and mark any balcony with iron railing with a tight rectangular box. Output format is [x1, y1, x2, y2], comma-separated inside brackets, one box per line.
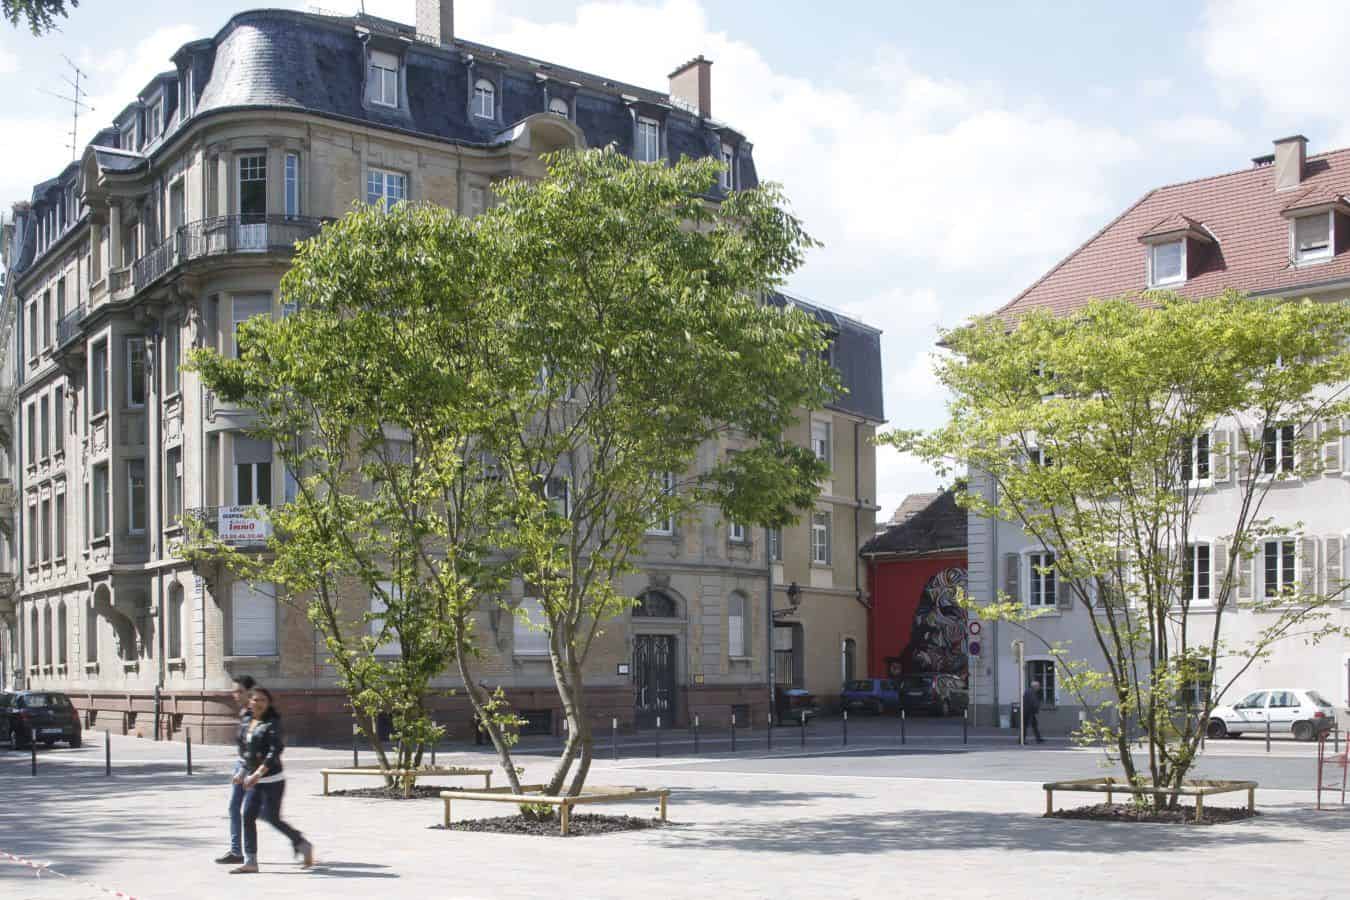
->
[56, 305, 85, 349]
[133, 215, 326, 293]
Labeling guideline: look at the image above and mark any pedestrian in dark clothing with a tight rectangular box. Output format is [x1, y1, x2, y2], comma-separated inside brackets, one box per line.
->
[1023, 682, 1045, 744]
[230, 687, 314, 874]
[215, 675, 256, 865]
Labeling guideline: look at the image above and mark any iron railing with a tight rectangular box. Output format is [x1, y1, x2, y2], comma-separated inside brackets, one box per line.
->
[133, 215, 325, 291]
[56, 305, 84, 347]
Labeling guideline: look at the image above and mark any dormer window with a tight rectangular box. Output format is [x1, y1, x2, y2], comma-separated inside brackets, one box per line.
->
[148, 100, 162, 141]
[368, 49, 400, 108]
[1148, 239, 1185, 287]
[548, 97, 569, 118]
[636, 117, 660, 163]
[1293, 211, 1332, 263]
[720, 142, 735, 190]
[473, 79, 495, 119]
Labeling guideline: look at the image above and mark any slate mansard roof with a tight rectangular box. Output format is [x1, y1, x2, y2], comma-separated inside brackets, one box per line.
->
[1000, 142, 1350, 319]
[773, 292, 885, 424]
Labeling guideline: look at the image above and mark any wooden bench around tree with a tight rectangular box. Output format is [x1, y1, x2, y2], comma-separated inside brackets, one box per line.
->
[320, 766, 496, 799]
[1042, 777, 1258, 822]
[439, 784, 671, 836]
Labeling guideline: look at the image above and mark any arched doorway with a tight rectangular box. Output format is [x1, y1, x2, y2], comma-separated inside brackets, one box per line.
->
[632, 590, 678, 728]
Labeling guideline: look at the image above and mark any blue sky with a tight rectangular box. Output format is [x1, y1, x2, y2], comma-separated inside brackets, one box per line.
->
[0, 1, 1333, 517]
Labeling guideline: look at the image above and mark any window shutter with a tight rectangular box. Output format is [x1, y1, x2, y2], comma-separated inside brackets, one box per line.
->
[1056, 566, 1074, 610]
[231, 582, 276, 656]
[1003, 553, 1020, 604]
[1212, 541, 1228, 603]
[1323, 418, 1344, 475]
[1211, 429, 1231, 482]
[1236, 550, 1253, 603]
[1236, 428, 1255, 480]
[1325, 535, 1344, 600]
[1300, 537, 1318, 596]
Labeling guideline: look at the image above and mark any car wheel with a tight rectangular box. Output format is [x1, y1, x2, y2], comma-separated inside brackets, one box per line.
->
[1292, 721, 1315, 742]
[69, 734, 82, 749]
[1206, 719, 1227, 739]
[1229, 732, 1242, 739]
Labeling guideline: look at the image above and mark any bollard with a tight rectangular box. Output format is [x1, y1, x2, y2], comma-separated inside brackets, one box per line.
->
[105, 730, 111, 777]
[431, 730, 437, 768]
[655, 716, 662, 757]
[901, 709, 907, 745]
[731, 713, 737, 753]
[963, 709, 968, 745]
[612, 717, 619, 761]
[186, 730, 193, 776]
[353, 722, 360, 768]
[800, 711, 806, 749]
[31, 739, 37, 776]
[1336, 725, 1341, 754]
[767, 712, 773, 751]
[1266, 717, 1271, 753]
[694, 715, 700, 754]
[843, 709, 848, 747]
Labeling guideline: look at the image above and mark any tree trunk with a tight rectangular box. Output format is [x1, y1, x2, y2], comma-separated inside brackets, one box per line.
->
[546, 652, 586, 796]
[454, 640, 524, 794]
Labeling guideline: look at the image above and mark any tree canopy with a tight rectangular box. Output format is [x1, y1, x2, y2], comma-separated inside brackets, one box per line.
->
[3, 0, 77, 34]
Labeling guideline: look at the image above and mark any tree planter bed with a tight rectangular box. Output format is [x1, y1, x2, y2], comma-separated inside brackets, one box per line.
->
[321, 766, 496, 799]
[439, 784, 671, 836]
[1042, 777, 1257, 823]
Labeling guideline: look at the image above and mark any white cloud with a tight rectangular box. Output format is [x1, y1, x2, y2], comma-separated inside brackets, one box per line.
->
[1149, 115, 1244, 148]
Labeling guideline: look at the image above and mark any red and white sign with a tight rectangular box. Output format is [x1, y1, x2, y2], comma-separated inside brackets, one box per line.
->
[968, 621, 982, 636]
[219, 506, 272, 545]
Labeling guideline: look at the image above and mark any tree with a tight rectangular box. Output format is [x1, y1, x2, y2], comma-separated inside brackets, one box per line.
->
[892, 293, 1350, 807]
[3, 0, 77, 34]
[477, 148, 835, 796]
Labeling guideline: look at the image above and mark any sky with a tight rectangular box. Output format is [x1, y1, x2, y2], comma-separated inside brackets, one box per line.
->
[0, 0, 1338, 520]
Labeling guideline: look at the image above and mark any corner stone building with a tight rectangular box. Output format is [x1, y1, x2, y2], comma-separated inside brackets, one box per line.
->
[0, 6, 882, 743]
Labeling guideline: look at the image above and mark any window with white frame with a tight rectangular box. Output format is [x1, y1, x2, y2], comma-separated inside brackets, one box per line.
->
[544, 476, 570, 518]
[233, 294, 270, 359]
[26, 505, 37, 566]
[1028, 551, 1057, 607]
[1261, 424, 1296, 475]
[85, 599, 98, 663]
[91, 338, 108, 416]
[1183, 542, 1211, 602]
[1181, 433, 1211, 483]
[54, 491, 65, 560]
[647, 471, 675, 535]
[234, 437, 273, 507]
[720, 143, 735, 190]
[40, 497, 50, 562]
[53, 386, 63, 456]
[127, 459, 147, 535]
[57, 601, 67, 666]
[1263, 539, 1297, 598]
[165, 446, 182, 528]
[472, 79, 495, 119]
[636, 117, 660, 163]
[1293, 212, 1332, 263]
[1028, 446, 1053, 467]
[284, 152, 301, 219]
[1148, 239, 1185, 286]
[370, 581, 401, 656]
[164, 325, 180, 395]
[768, 526, 783, 562]
[126, 337, 147, 407]
[42, 290, 51, 347]
[1027, 659, 1056, 706]
[231, 581, 277, 656]
[366, 168, 407, 210]
[728, 592, 748, 657]
[513, 597, 551, 655]
[91, 462, 110, 539]
[167, 584, 184, 660]
[148, 100, 162, 141]
[548, 97, 569, 117]
[811, 420, 832, 465]
[26, 404, 35, 466]
[730, 520, 747, 543]
[368, 49, 399, 107]
[811, 511, 831, 565]
[27, 302, 36, 361]
[39, 395, 49, 459]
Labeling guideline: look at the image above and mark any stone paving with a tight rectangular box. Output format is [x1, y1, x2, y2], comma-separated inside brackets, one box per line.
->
[1, 734, 1346, 899]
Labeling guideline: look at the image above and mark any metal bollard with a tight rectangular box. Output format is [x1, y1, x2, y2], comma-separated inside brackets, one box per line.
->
[186, 730, 193, 776]
[612, 717, 619, 761]
[800, 712, 806, 748]
[1266, 717, 1271, 753]
[694, 715, 700, 754]
[731, 713, 737, 753]
[105, 730, 111, 777]
[901, 709, 907, 745]
[353, 722, 360, 768]
[1336, 725, 1341, 754]
[767, 712, 773, 751]
[843, 709, 848, 747]
[431, 729, 437, 768]
[963, 709, 968, 745]
[655, 716, 661, 757]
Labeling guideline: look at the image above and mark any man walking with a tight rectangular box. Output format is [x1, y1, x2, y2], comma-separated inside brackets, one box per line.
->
[1022, 681, 1045, 744]
[215, 675, 257, 865]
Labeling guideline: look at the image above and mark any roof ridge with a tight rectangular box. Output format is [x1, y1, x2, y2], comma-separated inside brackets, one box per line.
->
[1145, 143, 1350, 195]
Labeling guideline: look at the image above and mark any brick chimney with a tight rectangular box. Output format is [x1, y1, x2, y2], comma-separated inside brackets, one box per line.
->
[669, 55, 712, 119]
[416, 0, 453, 45]
[1273, 134, 1308, 191]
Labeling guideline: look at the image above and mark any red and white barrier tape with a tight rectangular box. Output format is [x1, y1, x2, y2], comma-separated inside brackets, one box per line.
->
[1, 848, 140, 899]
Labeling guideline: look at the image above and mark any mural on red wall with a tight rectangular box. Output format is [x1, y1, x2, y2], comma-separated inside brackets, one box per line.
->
[894, 567, 968, 677]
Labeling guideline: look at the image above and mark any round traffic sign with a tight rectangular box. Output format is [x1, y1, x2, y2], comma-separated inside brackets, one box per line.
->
[968, 640, 982, 657]
[968, 621, 982, 636]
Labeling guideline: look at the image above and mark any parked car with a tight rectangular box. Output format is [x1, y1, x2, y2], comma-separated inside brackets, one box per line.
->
[2, 691, 82, 749]
[840, 678, 900, 715]
[897, 673, 969, 717]
[775, 687, 819, 725]
[1207, 688, 1336, 742]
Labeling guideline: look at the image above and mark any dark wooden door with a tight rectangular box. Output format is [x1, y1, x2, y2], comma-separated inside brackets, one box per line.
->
[633, 634, 676, 728]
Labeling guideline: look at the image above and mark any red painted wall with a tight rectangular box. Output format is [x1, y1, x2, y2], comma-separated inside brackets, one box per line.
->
[866, 552, 968, 678]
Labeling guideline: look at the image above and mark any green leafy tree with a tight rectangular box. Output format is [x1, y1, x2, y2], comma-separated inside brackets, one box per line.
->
[3, 0, 77, 33]
[892, 293, 1350, 807]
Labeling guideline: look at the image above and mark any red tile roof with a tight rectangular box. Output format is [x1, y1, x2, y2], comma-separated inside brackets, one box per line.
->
[999, 146, 1350, 319]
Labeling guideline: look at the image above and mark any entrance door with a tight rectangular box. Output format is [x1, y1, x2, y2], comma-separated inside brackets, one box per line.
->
[633, 634, 676, 728]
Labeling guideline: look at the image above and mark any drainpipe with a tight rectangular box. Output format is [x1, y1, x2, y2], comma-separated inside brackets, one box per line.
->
[989, 474, 999, 727]
[765, 524, 775, 723]
[853, 420, 863, 609]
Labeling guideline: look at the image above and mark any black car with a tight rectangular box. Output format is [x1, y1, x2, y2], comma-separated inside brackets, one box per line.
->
[896, 673, 969, 716]
[2, 690, 82, 749]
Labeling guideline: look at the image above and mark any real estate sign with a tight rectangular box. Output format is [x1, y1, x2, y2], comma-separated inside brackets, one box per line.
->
[219, 506, 271, 545]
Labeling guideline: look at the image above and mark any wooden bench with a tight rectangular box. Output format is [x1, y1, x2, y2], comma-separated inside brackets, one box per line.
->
[1042, 776, 1257, 822]
[321, 766, 495, 799]
[439, 784, 671, 836]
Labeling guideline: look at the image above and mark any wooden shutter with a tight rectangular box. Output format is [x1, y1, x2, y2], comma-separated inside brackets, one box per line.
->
[1003, 553, 1021, 604]
[231, 581, 276, 656]
[1211, 429, 1231, 482]
[1325, 534, 1344, 600]
[1323, 419, 1344, 475]
[1236, 427, 1255, 480]
[1212, 540, 1228, 603]
[1236, 549, 1253, 603]
[1300, 537, 1318, 597]
[1056, 560, 1074, 610]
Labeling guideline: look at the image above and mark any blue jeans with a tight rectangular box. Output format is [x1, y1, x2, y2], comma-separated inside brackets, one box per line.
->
[228, 773, 246, 856]
[242, 780, 306, 864]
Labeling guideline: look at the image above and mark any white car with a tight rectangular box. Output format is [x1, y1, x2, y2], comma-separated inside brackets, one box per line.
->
[1207, 688, 1337, 741]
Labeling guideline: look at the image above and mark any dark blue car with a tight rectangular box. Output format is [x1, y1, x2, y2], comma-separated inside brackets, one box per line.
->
[839, 678, 899, 715]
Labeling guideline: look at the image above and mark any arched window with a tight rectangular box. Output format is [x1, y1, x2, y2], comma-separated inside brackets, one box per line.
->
[728, 592, 747, 658]
[548, 97, 569, 118]
[633, 590, 676, 618]
[167, 583, 184, 660]
[472, 79, 495, 119]
[57, 602, 67, 666]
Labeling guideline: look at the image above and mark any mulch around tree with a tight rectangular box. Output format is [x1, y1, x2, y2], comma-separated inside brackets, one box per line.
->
[1048, 802, 1258, 825]
[442, 813, 668, 837]
[327, 785, 478, 800]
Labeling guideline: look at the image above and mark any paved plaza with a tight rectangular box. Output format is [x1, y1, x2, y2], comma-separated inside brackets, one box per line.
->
[2, 724, 1346, 900]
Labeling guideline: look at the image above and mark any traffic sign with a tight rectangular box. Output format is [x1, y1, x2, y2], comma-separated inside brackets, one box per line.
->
[968, 621, 982, 636]
[969, 640, 981, 657]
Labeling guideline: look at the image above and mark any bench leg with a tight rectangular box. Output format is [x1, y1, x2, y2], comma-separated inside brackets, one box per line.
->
[404, 775, 412, 800]
[1195, 794, 1204, 823]
[486, 772, 492, 789]
[1045, 790, 1053, 816]
[323, 774, 329, 796]
[1106, 788, 1112, 807]
[560, 802, 570, 837]
[659, 794, 667, 822]
[444, 798, 451, 829]
[1247, 787, 1254, 813]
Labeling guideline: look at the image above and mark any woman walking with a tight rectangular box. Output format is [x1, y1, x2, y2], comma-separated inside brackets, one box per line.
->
[231, 687, 314, 874]
[215, 674, 255, 866]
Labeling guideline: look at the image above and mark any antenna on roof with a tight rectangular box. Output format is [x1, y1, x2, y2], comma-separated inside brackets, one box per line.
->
[37, 55, 94, 161]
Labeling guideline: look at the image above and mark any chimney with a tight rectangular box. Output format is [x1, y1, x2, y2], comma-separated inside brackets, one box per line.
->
[415, 0, 453, 45]
[668, 55, 712, 119]
[1272, 134, 1308, 190]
